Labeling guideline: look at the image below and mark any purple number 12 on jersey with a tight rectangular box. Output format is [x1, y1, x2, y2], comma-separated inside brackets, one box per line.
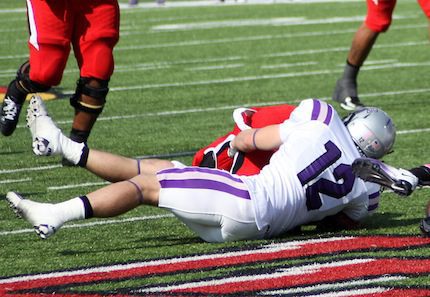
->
[297, 141, 355, 211]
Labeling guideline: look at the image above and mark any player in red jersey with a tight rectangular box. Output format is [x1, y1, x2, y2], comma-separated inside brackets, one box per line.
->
[0, 0, 119, 149]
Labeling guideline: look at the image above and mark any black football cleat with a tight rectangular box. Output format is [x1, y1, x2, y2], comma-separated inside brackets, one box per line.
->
[0, 96, 23, 136]
[332, 78, 364, 111]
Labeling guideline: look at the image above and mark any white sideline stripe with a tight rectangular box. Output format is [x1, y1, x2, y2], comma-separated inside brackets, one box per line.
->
[0, 214, 174, 237]
[137, 259, 373, 292]
[0, 177, 31, 184]
[0, 237, 353, 283]
[261, 276, 406, 295]
[306, 288, 388, 297]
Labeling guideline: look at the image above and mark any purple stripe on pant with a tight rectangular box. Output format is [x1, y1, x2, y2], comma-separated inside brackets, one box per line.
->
[159, 166, 244, 183]
[158, 167, 251, 200]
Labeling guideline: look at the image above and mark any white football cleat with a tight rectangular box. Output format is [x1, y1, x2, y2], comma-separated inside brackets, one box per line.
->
[26, 95, 63, 156]
[352, 158, 419, 196]
[6, 192, 65, 239]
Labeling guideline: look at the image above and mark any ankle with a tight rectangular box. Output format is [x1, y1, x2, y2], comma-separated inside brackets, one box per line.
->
[60, 133, 86, 165]
[343, 60, 360, 80]
[6, 80, 27, 104]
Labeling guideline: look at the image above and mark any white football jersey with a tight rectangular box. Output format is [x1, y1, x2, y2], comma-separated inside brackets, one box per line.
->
[240, 99, 381, 238]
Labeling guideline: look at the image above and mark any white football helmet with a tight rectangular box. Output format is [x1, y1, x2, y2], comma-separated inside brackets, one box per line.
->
[343, 107, 396, 159]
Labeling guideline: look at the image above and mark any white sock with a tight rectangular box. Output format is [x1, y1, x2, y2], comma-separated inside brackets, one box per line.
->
[60, 133, 86, 165]
[54, 197, 86, 222]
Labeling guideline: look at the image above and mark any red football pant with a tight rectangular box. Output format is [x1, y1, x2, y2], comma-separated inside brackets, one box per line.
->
[26, 0, 120, 86]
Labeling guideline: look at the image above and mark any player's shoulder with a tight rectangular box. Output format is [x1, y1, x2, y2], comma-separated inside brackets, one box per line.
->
[291, 99, 340, 126]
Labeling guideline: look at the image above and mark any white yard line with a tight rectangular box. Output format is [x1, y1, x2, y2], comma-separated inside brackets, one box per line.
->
[150, 15, 415, 32]
[0, 177, 31, 184]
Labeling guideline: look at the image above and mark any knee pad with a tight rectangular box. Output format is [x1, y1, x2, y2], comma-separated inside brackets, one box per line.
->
[70, 77, 109, 114]
[365, 0, 396, 32]
[16, 61, 51, 93]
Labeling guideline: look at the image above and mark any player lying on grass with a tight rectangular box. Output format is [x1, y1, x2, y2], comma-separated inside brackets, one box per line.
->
[6, 96, 396, 242]
[352, 157, 430, 236]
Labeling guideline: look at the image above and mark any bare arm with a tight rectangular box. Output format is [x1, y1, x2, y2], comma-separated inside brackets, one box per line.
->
[230, 124, 282, 153]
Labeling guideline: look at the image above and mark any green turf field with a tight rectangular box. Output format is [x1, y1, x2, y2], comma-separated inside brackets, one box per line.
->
[1, 0, 430, 295]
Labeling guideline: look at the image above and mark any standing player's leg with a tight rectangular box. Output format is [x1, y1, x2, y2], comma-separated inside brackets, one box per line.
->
[67, 0, 120, 146]
[332, 0, 396, 110]
[0, 0, 70, 136]
[0, 61, 51, 136]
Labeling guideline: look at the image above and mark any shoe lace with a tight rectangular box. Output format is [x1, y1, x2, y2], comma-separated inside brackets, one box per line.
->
[2, 97, 19, 121]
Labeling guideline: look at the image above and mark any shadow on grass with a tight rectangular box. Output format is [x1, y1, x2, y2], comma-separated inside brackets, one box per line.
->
[276, 212, 422, 240]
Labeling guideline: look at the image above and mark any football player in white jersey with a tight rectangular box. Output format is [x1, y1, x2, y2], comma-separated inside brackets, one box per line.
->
[6, 96, 395, 242]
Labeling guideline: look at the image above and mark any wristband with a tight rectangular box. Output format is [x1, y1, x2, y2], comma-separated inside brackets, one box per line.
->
[252, 129, 260, 150]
